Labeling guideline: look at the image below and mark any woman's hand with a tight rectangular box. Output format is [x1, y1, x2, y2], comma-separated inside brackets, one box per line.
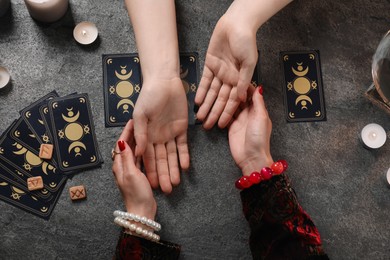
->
[228, 87, 274, 176]
[133, 77, 190, 194]
[112, 120, 157, 221]
[195, 14, 258, 129]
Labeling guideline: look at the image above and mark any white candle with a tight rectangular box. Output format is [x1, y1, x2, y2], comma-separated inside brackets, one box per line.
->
[73, 22, 98, 45]
[0, 66, 10, 89]
[0, 0, 10, 17]
[360, 123, 387, 149]
[24, 0, 68, 23]
[386, 168, 390, 188]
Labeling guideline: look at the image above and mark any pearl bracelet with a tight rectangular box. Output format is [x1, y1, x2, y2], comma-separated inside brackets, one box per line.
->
[113, 210, 161, 231]
[235, 160, 288, 190]
[114, 217, 160, 242]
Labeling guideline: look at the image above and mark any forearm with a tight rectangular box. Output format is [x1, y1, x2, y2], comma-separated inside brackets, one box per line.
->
[226, 0, 293, 33]
[125, 0, 180, 80]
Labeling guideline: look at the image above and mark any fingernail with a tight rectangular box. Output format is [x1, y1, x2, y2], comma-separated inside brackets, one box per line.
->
[258, 85, 263, 95]
[118, 140, 126, 151]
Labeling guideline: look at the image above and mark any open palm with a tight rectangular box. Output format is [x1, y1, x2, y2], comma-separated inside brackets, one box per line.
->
[195, 15, 258, 129]
[133, 77, 189, 194]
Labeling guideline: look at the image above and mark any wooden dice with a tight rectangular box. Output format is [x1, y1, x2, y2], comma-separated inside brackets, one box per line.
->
[69, 185, 87, 201]
[27, 176, 44, 191]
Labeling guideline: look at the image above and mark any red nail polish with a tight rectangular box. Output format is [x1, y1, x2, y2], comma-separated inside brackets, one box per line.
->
[118, 141, 125, 151]
[258, 85, 263, 95]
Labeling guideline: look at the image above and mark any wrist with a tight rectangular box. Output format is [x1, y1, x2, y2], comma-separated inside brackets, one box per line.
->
[239, 154, 274, 176]
[125, 204, 156, 222]
[224, 1, 263, 33]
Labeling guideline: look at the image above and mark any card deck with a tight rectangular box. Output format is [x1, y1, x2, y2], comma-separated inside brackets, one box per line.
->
[48, 93, 102, 171]
[0, 174, 63, 220]
[280, 50, 326, 122]
[0, 160, 52, 200]
[0, 126, 66, 193]
[103, 54, 142, 127]
[20, 91, 59, 145]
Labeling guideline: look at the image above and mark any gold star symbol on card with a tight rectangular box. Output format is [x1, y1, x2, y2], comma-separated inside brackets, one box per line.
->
[11, 192, 21, 200]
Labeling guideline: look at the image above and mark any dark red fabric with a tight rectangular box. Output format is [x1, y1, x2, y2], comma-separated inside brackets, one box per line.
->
[240, 174, 328, 260]
[115, 174, 328, 260]
[114, 232, 180, 260]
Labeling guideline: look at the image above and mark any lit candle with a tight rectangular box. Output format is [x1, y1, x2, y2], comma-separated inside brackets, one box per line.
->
[24, 0, 68, 23]
[73, 22, 98, 45]
[0, 0, 10, 17]
[0, 66, 10, 89]
[360, 123, 387, 149]
[385, 168, 390, 188]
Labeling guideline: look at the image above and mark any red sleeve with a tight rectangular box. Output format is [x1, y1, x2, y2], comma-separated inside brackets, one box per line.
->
[114, 231, 181, 260]
[240, 174, 329, 259]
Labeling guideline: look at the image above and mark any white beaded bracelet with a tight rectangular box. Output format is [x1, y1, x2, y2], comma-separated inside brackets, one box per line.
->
[113, 210, 161, 232]
[114, 217, 160, 242]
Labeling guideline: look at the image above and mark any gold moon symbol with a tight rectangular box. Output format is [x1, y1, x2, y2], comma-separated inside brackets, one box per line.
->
[116, 81, 134, 98]
[189, 56, 195, 62]
[292, 66, 309, 77]
[115, 70, 133, 80]
[26, 151, 43, 166]
[293, 77, 311, 94]
[133, 57, 140, 63]
[107, 58, 113, 64]
[11, 186, 25, 195]
[41, 207, 48, 213]
[0, 182, 8, 186]
[295, 95, 313, 106]
[117, 99, 135, 111]
[38, 119, 44, 125]
[25, 111, 31, 118]
[31, 196, 38, 201]
[90, 155, 96, 162]
[283, 55, 289, 61]
[180, 68, 189, 79]
[62, 109, 80, 123]
[65, 123, 83, 141]
[49, 182, 57, 188]
[68, 141, 87, 154]
[13, 146, 28, 155]
[79, 98, 86, 103]
[42, 162, 49, 175]
[14, 131, 20, 137]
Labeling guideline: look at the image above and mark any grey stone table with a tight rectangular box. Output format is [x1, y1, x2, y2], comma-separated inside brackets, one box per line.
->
[1, 0, 389, 259]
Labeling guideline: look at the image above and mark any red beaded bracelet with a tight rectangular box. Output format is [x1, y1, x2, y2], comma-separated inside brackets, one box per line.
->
[235, 160, 288, 190]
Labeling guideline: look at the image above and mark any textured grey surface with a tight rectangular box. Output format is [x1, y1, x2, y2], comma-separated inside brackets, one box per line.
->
[0, 0, 390, 259]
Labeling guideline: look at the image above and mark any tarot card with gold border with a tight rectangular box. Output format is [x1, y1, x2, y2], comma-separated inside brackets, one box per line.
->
[180, 52, 200, 125]
[0, 125, 66, 193]
[20, 91, 58, 145]
[48, 93, 102, 171]
[0, 173, 63, 220]
[103, 54, 142, 127]
[280, 50, 326, 122]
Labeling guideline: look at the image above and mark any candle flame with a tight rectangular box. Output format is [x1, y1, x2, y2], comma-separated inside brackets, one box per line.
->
[82, 30, 87, 36]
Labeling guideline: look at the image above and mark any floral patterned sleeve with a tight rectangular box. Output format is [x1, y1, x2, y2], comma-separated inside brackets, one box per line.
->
[240, 174, 329, 259]
[114, 231, 181, 260]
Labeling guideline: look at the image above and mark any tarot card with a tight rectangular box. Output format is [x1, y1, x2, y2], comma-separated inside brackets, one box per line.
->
[280, 50, 326, 122]
[180, 53, 200, 125]
[9, 117, 41, 154]
[48, 93, 101, 171]
[20, 91, 59, 145]
[0, 160, 52, 200]
[0, 174, 63, 220]
[103, 54, 142, 127]
[0, 127, 66, 193]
